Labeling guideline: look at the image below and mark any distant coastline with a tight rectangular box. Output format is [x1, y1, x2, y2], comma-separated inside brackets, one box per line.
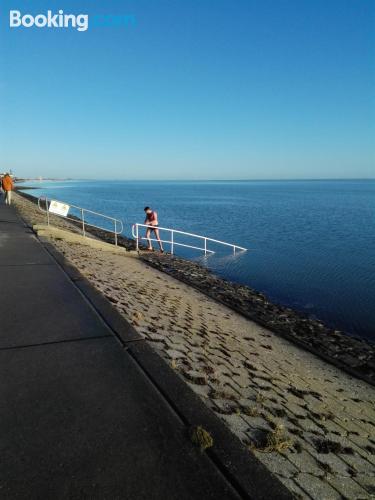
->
[15, 178, 74, 183]
[16, 177, 375, 183]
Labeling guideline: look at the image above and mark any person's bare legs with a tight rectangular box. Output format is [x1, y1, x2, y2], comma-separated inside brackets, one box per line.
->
[145, 228, 153, 250]
[154, 228, 164, 252]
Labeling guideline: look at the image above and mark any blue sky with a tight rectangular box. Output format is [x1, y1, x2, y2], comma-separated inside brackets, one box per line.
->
[0, 0, 374, 180]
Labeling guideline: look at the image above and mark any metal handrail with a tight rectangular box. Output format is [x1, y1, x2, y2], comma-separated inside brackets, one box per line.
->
[38, 196, 123, 246]
[132, 223, 247, 255]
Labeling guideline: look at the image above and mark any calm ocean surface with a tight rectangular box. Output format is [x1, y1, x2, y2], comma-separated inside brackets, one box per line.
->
[20, 179, 375, 342]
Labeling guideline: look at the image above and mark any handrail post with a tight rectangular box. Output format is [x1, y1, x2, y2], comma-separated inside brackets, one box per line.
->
[171, 230, 174, 255]
[46, 197, 50, 226]
[81, 209, 86, 237]
[114, 220, 118, 246]
[204, 238, 207, 256]
[136, 224, 139, 251]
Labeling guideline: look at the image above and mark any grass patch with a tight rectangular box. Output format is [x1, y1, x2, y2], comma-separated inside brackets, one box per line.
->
[241, 405, 260, 417]
[256, 392, 266, 405]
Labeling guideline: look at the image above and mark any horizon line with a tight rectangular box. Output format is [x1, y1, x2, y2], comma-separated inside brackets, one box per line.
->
[17, 177, 375, 183]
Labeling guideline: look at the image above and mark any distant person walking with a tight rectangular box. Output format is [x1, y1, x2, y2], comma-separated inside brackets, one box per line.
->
[2, 173, 13, 205]
[144, 206, 164, 252]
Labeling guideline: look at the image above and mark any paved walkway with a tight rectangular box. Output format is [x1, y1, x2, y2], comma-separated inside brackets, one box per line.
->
[0, 203, 286, 499]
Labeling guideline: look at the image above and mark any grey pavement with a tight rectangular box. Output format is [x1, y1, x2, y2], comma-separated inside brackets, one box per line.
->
[0, 203, 244, 499]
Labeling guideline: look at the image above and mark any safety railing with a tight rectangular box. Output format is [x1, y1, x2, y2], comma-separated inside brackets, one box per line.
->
[132, 223, 247, 255]
[38, 196, 124, 246]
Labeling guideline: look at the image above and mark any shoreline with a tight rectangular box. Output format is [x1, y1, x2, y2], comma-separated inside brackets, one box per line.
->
[15, 187, 375, 386]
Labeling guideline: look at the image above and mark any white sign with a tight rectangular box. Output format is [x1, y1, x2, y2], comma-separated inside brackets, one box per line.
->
[49, 200, 70, 217]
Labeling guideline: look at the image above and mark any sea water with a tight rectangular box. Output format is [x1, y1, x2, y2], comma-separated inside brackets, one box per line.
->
[20, 179, 375, 342]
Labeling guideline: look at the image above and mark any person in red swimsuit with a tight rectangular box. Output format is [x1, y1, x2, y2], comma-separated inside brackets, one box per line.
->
[144, 206, 164, 252]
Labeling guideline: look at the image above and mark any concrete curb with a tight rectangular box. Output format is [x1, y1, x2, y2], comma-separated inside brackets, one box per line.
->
[39, 237, 293, 500]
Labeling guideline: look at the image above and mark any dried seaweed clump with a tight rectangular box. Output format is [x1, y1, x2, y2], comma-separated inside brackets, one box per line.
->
[190, 426, 214, 452]
[250, 424, 293, 453]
